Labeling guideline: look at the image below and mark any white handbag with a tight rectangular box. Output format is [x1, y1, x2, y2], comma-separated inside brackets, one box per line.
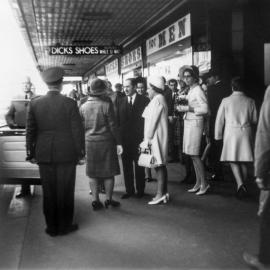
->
[138, 145, 157, 168]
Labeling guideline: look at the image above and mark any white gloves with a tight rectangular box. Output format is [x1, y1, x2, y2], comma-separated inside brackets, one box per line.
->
[176, 105, 189, 112]
[117, 145, 123, 155]
[139, 139, 151, 150]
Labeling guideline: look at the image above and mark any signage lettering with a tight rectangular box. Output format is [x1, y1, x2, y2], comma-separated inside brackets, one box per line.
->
[49, 46, 122, 55]
[169, 25, 175, 43]
[121, 47, 142, 68]
[158, 31, 166, 48]
[146, 14, 191, 56]
[105, 59, 118, 75]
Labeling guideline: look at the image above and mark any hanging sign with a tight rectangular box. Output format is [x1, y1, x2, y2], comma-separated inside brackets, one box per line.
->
[121, 47, 142, 69]
[105, 59, 118, 75]
[146, 14, 191, 56]
[49, 46, 122, 55]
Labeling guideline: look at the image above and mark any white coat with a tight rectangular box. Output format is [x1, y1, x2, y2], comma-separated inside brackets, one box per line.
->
[142, 94, 168, 165]
[215, 91, 257, 162]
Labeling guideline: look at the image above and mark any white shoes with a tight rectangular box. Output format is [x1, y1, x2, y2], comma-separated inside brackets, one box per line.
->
[188, 186, 200, 193]
[148, 194, 169, 205]
[195, 185, 210, 195]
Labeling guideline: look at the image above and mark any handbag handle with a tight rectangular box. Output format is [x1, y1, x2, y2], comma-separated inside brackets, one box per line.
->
[138, 144, 151, 155]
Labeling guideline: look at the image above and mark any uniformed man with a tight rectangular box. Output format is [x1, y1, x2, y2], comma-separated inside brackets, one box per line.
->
[5, 76, 35, 198]
[26, 67, 85, 236]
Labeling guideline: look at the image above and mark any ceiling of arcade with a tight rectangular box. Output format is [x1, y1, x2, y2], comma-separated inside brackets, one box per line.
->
[10, 0, 184, 77]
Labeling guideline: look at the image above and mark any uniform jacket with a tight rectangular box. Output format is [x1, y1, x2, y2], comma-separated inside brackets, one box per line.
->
[80, 95, 121, 144]
[5, 91, 35, 128]
[121, 93, 149, 149]
[26, 91, 85, 163]
[255, 86, 270, 179]
[142, 94, 168, 165]
[215, 91, 257, 161]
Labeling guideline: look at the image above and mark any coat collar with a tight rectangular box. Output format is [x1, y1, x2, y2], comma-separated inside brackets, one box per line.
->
[232, 91, 245, 96]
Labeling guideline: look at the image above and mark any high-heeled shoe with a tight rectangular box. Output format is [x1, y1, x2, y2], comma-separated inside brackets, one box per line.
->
[92, 201, 103, 211]
[188, 185, 200, 193]
[104, 199, 121, 208]
[196, 185, 210, 195]
[148, 195, 167, 205]
[236, 185, 248, 199]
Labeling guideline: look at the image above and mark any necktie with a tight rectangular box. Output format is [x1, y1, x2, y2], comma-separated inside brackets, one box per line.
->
[129, 96, 133, 107]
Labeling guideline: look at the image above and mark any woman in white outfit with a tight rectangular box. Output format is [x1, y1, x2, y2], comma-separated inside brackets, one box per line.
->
[215, 77, 257, 198]
[176, 66, 209, 195]
[141, 76, 169, 205]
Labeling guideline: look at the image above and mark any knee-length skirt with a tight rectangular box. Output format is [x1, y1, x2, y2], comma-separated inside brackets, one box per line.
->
[183, 119, 204, 156]
[86, 140, 120, 178]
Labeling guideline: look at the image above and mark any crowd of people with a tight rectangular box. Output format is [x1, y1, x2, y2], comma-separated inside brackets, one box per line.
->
[5, 64, 270, 268]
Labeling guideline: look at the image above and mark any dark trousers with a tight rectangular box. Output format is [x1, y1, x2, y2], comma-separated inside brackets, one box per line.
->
[122, 149, 145, 195]
[208, 139, 223, 178]
[21, 184, 31, 193]
[39, 162, 76, 232]
[259, 194, 270, 264]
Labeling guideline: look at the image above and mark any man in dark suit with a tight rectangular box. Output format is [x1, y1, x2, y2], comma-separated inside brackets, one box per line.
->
[26, 67, 85, 237]
[162, 77, 175, 162]
[243, 86, 270, 269]
[206, 70, 230, 181]
[121, 78, 149, 199]
[5, 77, 35, 198]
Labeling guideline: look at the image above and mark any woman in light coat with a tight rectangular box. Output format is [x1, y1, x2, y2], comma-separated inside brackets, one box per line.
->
[141, 76, 169, 205]
[215, 77, 257, 197]
[176, 65, 209, 195]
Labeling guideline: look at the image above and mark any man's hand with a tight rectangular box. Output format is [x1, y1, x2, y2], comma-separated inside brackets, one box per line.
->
[117, 145, 123, 155]
[77, 157, 86, 165]
[26, 157, 37, 164]
[256, 178, 266, 190]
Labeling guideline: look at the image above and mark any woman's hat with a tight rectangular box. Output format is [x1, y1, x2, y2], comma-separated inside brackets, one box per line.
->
[179, 65, 199, 80]
[89, 78, 107, 96]
[148, 76, 165, 92]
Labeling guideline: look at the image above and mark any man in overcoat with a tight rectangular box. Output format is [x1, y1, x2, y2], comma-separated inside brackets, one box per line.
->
[243, 86, 270, 269]
[121, 78, 149, 198]
[26, 67, 85, 236]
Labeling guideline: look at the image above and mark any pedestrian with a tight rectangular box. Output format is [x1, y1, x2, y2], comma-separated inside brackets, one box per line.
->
[80, 78, 123, 210]
[176, 65, 210, 195]
[243, 85, 270, 269]
[215, 77, 257, 198]
[121, 78, 149, 199]
[5, 76, 35, 198]
[26, 67, 85, 236]
[141, 76, 169, 205]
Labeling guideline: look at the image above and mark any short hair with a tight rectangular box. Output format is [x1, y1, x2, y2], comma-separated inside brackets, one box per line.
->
[183, 66, 199, 82]
[168, 79, 178, 86]
[115, 83, 122, 88]
[231, 76, 245, 92]
[125, 78, 137, 88]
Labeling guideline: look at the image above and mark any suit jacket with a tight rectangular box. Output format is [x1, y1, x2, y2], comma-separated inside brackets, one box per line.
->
[5, 91, 35, 128]
[163, 86, 173, 116]
[26, 91, 85, 163]
[121, 94, 149, 149]
[255, 86, 270, 180]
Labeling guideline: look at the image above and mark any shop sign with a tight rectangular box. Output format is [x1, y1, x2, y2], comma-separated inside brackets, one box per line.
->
[49, 45, 122, 55]
[105, 59, 118, 75]
[146, 14, 191, 56]
[121, 47, 142, 69]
